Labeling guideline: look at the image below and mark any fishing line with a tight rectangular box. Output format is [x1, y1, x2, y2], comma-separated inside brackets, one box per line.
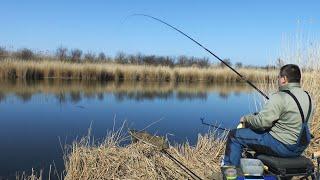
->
[127, 14, 269, 100]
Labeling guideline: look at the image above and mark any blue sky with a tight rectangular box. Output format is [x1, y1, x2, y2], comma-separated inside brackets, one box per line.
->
[1, 0, 319, 65]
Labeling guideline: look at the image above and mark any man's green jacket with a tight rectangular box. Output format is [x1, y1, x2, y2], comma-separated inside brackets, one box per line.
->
[244, 83, 314, 145]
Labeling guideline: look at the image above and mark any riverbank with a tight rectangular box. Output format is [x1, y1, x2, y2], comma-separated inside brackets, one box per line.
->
[0, 59, 276, 83]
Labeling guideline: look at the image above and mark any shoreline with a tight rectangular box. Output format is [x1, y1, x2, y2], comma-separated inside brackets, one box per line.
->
[0, 59, 277, 83]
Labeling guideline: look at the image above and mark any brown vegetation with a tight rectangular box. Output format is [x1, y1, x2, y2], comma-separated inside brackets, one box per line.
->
[63, 128, 228, 180]
[0, 59, 277, 83]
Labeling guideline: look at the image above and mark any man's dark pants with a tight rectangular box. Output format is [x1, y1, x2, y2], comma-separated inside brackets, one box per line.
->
[223, 128, 302, 166]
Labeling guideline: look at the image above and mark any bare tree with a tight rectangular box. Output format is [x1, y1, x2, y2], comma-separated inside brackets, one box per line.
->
[56, 47, 68, 61]
[0, 46, 9, 60]
[177, 55, 189, 66]
[220, 58, 232, 68]
[98, 52, 106, 61]
[197, 57, 209, 68]
[71, 49, 82, 62]
[235, 62, 243, 68]
[84, 52, 96, 62]
[15, 48, 34, 60]
[115, 52, 127, 64]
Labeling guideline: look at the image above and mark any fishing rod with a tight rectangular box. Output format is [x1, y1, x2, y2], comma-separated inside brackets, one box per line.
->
[161, 149, 203, 180]
[200, 118, 229, 131]
[129, 130, 203, 180]
[130, 14, 269, 100]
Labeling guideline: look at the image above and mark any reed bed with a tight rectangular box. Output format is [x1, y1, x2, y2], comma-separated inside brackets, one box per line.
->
[62, 127, 228, 180]
[0, 59, 276, 83]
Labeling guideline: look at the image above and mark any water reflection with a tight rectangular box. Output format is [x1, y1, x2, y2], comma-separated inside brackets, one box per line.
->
[0, 79, 253, 103]
[0, 79, 257, 178]
[0, 92, 5, 102]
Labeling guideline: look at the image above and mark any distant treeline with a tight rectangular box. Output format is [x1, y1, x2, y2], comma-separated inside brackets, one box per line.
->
[0, 46, 279, 69]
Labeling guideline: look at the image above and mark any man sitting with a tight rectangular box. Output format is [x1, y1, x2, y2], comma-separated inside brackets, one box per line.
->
[222, 64, 314, 167]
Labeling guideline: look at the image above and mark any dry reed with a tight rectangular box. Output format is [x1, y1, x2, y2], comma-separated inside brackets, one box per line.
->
[15, 169, 43, 180]
[63, 125, 228, 180]
[0, 59, 277, 83]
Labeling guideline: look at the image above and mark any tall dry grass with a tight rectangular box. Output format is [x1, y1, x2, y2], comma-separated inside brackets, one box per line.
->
[0, 59, 277, 83]
[63, 126, 228, 180]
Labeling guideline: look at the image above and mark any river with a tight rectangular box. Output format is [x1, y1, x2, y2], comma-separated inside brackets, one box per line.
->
[0, 79, 261, 178]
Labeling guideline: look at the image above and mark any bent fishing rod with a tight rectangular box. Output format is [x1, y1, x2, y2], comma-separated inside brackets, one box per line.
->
[130, 14, 269, 100]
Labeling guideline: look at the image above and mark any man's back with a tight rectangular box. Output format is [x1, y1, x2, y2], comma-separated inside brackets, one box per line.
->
[244, 82, 313, 145]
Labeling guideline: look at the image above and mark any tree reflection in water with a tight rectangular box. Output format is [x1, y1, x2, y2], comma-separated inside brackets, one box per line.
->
[0, 79, 253, 103]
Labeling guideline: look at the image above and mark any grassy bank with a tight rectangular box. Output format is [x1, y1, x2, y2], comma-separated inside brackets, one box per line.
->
[63, 129, 227, 179]
[0, 59, 276, 83]
[16, 129, 228, 180]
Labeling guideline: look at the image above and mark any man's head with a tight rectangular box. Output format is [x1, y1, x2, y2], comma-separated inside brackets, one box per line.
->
[278, 64, 301, 86]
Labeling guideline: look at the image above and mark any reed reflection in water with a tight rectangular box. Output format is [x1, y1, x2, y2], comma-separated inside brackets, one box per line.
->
[0, 79, 253, 103]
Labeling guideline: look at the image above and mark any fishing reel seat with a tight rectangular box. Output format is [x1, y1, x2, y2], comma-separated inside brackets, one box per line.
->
[256, 154, 315, 179]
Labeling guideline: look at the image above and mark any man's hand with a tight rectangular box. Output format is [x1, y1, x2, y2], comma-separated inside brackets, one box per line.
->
[236, 117, 246, 129]
[239, 116, 245, 124]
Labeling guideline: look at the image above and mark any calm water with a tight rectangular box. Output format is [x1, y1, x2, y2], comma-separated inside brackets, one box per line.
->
[0, 80, 259, 178]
